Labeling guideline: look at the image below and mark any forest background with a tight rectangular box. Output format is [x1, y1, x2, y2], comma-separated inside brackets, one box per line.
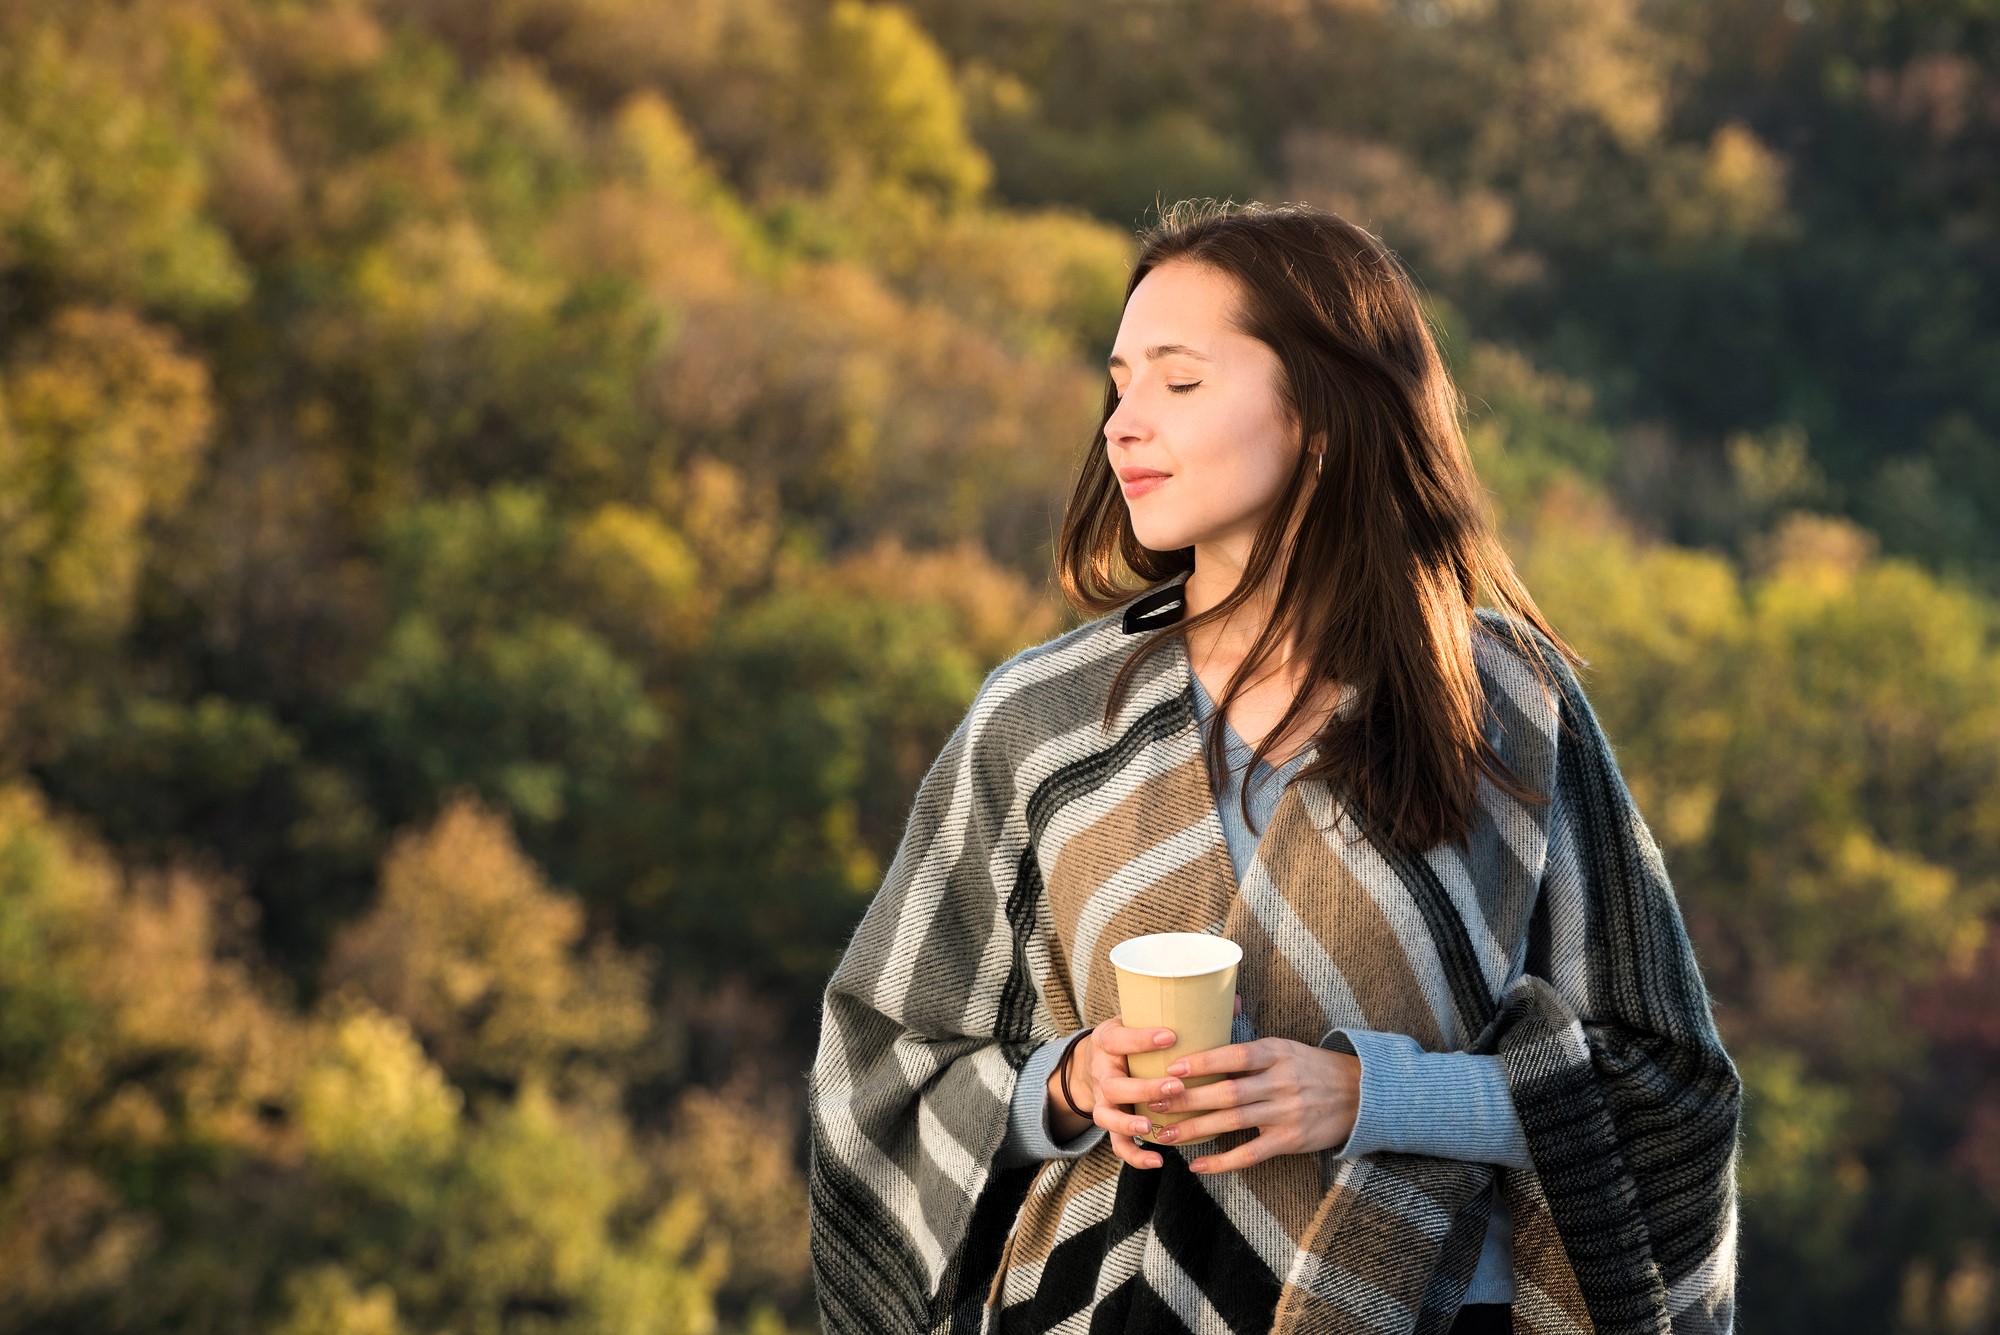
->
[1, 0, 1998, 1331]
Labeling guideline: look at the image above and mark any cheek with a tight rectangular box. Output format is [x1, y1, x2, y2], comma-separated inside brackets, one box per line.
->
[1180, 391, 1296, 504]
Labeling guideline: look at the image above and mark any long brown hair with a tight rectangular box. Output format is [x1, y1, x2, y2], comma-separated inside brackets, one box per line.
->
[1056, 199, 1585, 856]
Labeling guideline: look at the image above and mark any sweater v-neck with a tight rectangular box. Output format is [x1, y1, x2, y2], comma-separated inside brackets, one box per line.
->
[1187, 665, 1316, 781]
[1186, 667, 1315, 888]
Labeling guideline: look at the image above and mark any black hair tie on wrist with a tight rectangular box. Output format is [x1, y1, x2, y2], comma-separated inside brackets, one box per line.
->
[1057, 1025, 1096, 1121]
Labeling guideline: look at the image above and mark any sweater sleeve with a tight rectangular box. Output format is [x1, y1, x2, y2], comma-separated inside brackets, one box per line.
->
[1322, 1027, 1534, 1170]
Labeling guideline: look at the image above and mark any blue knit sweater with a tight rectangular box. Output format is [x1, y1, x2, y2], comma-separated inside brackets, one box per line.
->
[994, 668, 1531, 1304]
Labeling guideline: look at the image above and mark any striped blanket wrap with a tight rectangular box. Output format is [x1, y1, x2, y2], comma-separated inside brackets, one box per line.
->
[808, 582, 1743, 1335]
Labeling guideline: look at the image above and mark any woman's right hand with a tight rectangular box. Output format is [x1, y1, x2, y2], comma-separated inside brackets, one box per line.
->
[1066, 1013, 1186, 1170]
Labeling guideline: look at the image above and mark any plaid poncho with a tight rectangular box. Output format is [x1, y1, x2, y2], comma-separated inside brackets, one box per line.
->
[808, 579, 1742, 1335]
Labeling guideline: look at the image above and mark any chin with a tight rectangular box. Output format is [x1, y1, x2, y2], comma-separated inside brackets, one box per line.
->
[1127, 513, 1200, 553]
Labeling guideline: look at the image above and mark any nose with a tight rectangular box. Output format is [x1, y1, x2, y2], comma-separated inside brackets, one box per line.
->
[1103, 389, 1148, 448]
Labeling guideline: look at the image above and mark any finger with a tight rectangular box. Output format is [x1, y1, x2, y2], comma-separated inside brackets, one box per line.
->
[1109, 1128, 1164, 1170]
[1087, 1039, 1129, 1081]
[1094, 1020, 1179, 1056]
[1150, 1072, 1268, 1114]
[1086, 1037, 1131, 1087]
[1146, 1100, 1269, 1149]
[1165, 1037, 1276, 1080]
[1096, 1100, 1162, 1147]
[1099, 1072, 1188, 1107]
[1187, 1132, 1278, 1175]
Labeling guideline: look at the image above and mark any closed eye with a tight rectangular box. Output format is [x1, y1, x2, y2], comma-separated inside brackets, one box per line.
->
[1168, 382, 1201, 394]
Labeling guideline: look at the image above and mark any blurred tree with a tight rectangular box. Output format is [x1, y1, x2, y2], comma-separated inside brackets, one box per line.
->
[577, 539, 1056, 1023]
[292, 1002, 727, 1335]
[0, 782, 295, 1326]
[0, 8, 250, 314]
[800, 1, 993, 207]
[657, 1074, 812, 1331]
[344, 486, 667, 829]
[322, 796, 655, 1095]
[650, 264, 1098, 571]
[634, 582, 984, 1000]
[0, 775, 788, 1334]
[0, 307, 214, 640]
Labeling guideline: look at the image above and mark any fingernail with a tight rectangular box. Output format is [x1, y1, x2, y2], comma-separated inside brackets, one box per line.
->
[1168, 1060, 1188, 1076]
[1190, 1160, 1208, 1172]
[1161, 1080, 1181, 1096]
[1130, 1119, 1151, 1135]
[1149, 1100, 1167, 1111]
[1158, 1128, 1178, 1142]
[1154, 1030, 1173, 1046]
[1147, 1154, 1162, 1168]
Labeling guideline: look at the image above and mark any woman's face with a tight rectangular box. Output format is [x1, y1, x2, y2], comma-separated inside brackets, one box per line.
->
[1103, 258, 1302, 556]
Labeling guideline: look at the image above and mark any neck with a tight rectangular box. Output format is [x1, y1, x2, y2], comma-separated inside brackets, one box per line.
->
[1183, 537, 1293, 672]
[1181, 480, 1316, 666]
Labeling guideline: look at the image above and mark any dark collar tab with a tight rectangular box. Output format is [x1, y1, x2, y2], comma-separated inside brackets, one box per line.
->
[1121, 582, 1188, 634]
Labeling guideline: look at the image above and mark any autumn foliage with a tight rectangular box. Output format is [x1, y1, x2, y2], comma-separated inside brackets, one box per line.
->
[1, 0, 1997, 1330]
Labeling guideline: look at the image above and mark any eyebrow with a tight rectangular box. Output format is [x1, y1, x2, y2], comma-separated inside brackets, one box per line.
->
[1106, 343, 1213, 371]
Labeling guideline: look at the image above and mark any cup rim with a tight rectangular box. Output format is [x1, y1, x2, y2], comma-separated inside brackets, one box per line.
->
[1108, 931, 1243, 978]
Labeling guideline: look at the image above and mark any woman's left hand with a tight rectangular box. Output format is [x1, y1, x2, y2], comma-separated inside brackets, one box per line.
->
[1142, 1037, 1361, 1173]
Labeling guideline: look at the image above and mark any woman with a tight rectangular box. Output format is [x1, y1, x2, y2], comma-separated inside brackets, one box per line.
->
[807, 200, 1741, 1335]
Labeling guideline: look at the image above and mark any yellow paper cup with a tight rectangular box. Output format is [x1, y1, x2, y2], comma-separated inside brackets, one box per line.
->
[1109, 932, 1242, 1143]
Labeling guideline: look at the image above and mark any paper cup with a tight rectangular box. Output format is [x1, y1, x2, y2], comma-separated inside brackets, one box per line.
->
[1109, 932, 1242, 1142]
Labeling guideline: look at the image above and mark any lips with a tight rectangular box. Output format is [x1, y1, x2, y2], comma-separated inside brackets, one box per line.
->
[1116, 467, 1171, 498]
